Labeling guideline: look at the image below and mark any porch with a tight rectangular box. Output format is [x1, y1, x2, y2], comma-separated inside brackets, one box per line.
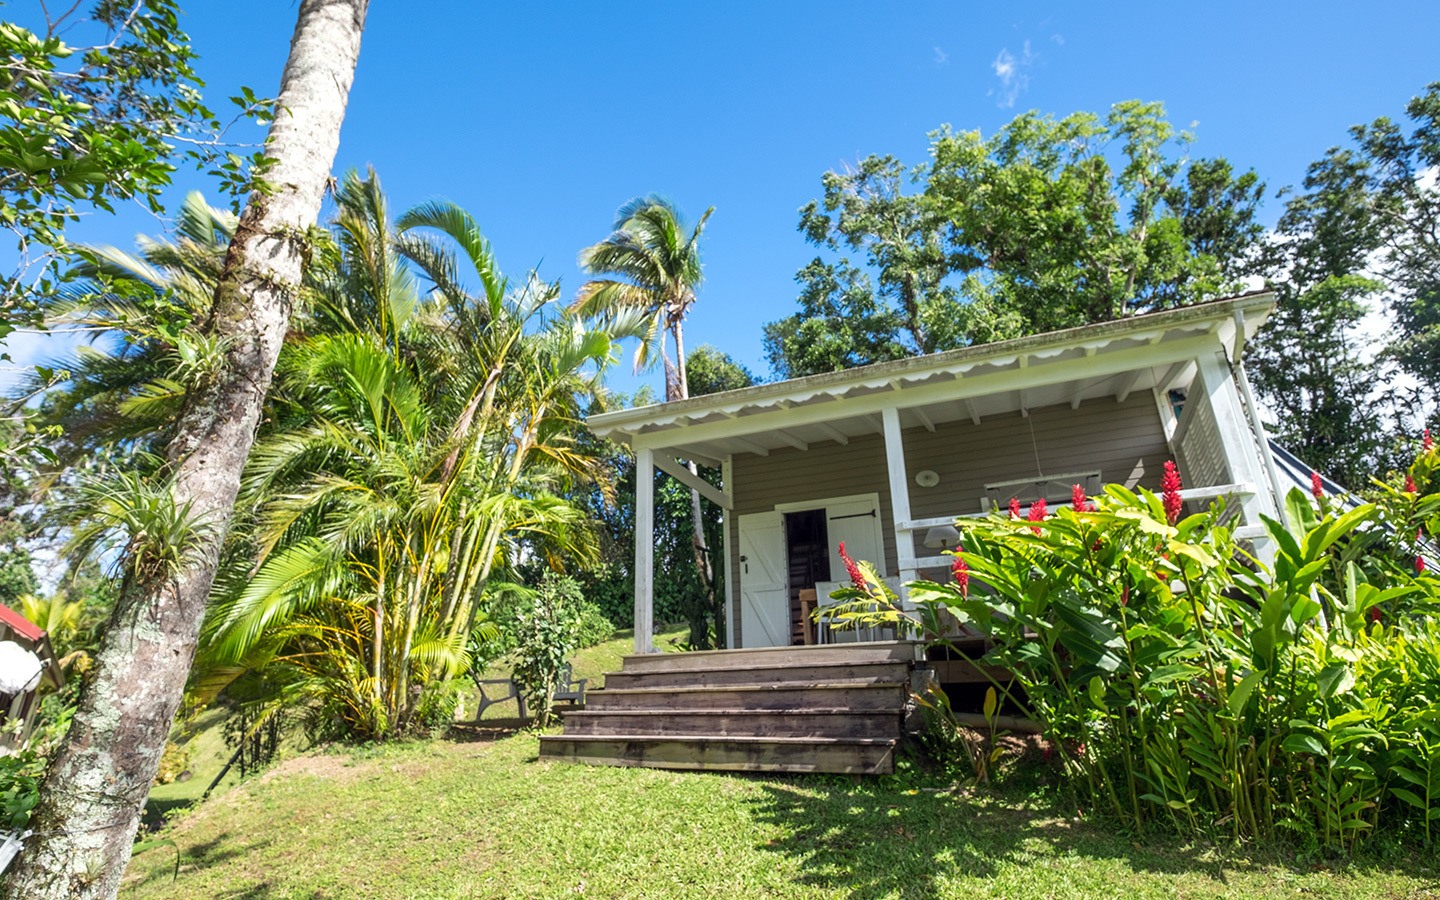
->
[590, 292, 1285, 655]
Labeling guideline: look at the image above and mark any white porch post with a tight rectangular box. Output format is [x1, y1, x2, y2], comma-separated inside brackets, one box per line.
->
[1193, 351, 1278, 557]
[634, 446, 655, 653]
[880, 408, 913, 603]
[721, 455, 735, 650]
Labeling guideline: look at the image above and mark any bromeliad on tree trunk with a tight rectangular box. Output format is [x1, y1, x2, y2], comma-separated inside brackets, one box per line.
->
[4, 2, 370, 896]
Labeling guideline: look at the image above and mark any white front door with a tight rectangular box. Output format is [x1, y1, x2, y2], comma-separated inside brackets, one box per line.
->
[823, 496, 886, 580]
[737, 512, 788, 648]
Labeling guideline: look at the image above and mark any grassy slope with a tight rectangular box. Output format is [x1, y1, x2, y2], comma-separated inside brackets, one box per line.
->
[123, 731, 1436, 900]
[127, 630, 1437, 897]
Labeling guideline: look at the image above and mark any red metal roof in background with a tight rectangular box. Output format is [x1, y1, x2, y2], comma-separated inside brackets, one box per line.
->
[0, 604, 46, 643]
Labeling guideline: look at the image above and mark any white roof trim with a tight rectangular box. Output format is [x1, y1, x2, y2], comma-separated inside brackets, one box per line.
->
[590, 292, 1275, 447]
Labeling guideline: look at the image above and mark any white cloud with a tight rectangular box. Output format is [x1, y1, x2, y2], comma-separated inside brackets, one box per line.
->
[933, 46, 948, 65]
[991, 40, 1036, 108]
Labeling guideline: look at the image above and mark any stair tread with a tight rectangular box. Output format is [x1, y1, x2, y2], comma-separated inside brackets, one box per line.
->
[540, 734, 896, 746]
[566, 708, 903, 716]
[621, 641, 918, 665]
[594, 682, 905, 695]
[616, 658, 908, 676]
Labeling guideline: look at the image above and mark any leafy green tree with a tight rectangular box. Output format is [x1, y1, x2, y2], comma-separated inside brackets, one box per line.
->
[0, 544, 39, 607]
[766, 102, 1266, 377]
[0, 1, 214, 340]
[1248, 83, 1440, 483]
[1247, 144, 1393, 485]
[1347, 82, 1440, 421]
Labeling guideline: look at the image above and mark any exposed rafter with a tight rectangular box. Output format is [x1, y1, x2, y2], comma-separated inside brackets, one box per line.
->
[912, 406, 936, 432]
[726, 434, 771, 456]
[1155, 360, 1190, 394]
[772, 430, 809, 451]
[668, 447, 724, 468]
[815, 422, 850, 445]
[1116, 368, 1147, 404]
[963, 398, 981, 425]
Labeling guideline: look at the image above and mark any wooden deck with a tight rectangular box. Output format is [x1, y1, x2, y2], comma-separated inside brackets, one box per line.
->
[539, 641, 921, 774]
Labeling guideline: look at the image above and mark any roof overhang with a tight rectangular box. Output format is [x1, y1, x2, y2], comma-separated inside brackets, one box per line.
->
[589, 291, 1276, 462]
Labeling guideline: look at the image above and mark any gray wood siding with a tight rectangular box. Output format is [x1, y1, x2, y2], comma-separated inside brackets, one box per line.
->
[724, 394, 1172, 644]
[729, 435, 894, 647]
[903, 394, 1172, 520]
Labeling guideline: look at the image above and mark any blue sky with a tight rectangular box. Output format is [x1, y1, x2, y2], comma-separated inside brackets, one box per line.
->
[6, 1, 1440, 397]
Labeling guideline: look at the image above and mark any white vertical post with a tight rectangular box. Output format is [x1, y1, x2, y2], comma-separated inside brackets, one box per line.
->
[721, 455, 735, 650]
[880, 407, 913, 604]
[634, 446, 655, 653]
[1194, 351, 1278, 560]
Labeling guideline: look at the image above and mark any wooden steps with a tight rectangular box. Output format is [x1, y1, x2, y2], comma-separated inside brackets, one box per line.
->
[539, 641, 918, 775]
[541, 735, 896, 774]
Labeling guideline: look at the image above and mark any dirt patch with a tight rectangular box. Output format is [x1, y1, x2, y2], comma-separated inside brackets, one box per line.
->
[256, 752, 374, 786]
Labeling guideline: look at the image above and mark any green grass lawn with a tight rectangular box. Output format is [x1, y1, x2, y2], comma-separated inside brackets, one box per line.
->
[123, 729, 1439, 899]
[127, 628, 1439, 897]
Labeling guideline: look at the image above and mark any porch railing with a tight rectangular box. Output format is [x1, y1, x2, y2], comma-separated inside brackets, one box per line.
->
[894, 482, 1264, 586]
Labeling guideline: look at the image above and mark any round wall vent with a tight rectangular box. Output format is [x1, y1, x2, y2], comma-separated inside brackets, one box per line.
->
[915, 470, 940, 488]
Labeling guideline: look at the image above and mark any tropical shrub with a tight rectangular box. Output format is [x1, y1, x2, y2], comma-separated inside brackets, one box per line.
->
[574, 601, 617, 650]
[508, 573, 587, 725]
[831, 440, 1440, 850]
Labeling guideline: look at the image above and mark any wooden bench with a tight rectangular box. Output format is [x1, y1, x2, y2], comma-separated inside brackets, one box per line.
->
[471, 664, 588, 723]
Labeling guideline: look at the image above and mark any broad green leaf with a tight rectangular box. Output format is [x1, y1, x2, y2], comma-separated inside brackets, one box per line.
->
[1282, 733, 1326, 756]
[1317, 663, 1356, 700]
[1228, 670, 1263, 716]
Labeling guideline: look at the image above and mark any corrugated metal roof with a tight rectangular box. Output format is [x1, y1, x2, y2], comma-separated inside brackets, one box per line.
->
[0, 604, 45, 643]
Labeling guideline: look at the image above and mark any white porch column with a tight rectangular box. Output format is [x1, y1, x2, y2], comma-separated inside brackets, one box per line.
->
[721, 455, 735, 650]
[880, 408, 913, 603]
[1193, 351, 1278, 557]
[634, 446, 655, 653]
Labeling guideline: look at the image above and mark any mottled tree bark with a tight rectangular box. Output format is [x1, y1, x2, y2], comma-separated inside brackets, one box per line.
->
[3, 2, 368, 896]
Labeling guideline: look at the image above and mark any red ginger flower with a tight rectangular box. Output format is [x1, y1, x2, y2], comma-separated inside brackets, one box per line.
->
[1420, 556, 1428, 575]
[1425, 429, 1433, 452]
[1071, 483, 1090, 512]
[1369, 606, 1383, 624]
[1009, 496, 1022, 518]
[838, 541, 865, 588]
[1406, 474, 1419, 493]
[1161, 460, 1184, 525]
[951, 551, 969, 597]
[1311, 471, 1324, 501]
[1027, 498, 1047, 534]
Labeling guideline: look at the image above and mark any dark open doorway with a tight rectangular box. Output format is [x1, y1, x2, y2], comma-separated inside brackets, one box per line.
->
[783, 509, 830, 645]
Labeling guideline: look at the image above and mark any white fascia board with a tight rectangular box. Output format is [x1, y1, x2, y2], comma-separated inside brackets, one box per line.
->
[588, 292, 1276, 444]
[630, 331, 1227, 452]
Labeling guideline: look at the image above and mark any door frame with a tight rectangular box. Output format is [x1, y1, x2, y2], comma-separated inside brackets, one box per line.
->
[772, 491, 887, 573]
[733, 492, 888, 648]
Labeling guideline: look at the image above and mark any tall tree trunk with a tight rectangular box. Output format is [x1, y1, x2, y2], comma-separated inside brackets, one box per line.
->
[4, 2, 369, 896]
[670, 319, 720, 647]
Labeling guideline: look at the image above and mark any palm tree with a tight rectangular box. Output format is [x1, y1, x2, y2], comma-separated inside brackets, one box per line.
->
[196, 191, 628, 739]
[573, 197, 724, 646]
[573, 196, 714, 403]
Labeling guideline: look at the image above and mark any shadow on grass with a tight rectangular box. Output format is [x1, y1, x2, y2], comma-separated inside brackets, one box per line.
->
[745, 774, 1428, 899]
[446, 721, 528, 743]
[126, 831, 273, 895]
[140, 795, 196, 832]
